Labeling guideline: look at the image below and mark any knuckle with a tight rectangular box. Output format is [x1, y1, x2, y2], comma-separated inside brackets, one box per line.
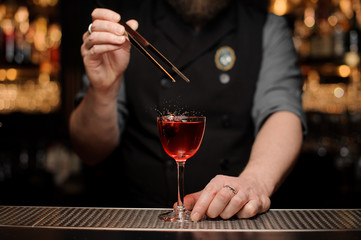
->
[204, 184, 218, 197]
[262, 197, 271, 211]
[211, 174, 223, 182]
[91, 21, 97, 31]
[111, 34, 121, 42]
[88, 34, 95, 42]
[90, 45, 97, 55]
[117, 25, 125, 34]
[218, 190, 231, 202]
[237, 201, 260, 219]
[231, 194, 244, 207]
[246, 203, 258, 216]
[92, 19, 100, 29]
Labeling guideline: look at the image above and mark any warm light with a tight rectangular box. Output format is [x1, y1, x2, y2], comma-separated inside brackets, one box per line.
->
[1, 19, 14, 35]
[304, 17, 315, 28]
[338, 65, 351, 77]
[272, 0, 288, 16]
[308, 70, 320, 82]
[40, 61, 52, 73]
[0, 5, 6, 20]
[0, 69, 6, 81]
[34, 0, 48, 7]
[33, 0, 58, 7]
[14, 6, 29, 23]
[328, 15, 338, 27]
[307, 70, 320, 92]
[38, 72, 50, 84]
[345, 52, 360, 67]
[6, 68, 17, 81]
[48, 0, 59, 6]
[48, 24, 62, 47]
[334, 87, 345, 98]
[34, 17, 48, 52]
[7, 84, 18, 101]
[339, 0, 353, 19]
[24, 80, 35, 90]
[304, 8, 315, 28]
[19, 21, 29, 34]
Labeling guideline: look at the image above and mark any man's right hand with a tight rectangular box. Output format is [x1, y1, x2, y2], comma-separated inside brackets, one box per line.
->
[69, 8, 138, 165]
[81, 8, 138, 103]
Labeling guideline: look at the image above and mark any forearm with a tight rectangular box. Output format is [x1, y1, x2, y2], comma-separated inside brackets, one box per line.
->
[240, 111, 303, 197]
[69, 86, 120, 165]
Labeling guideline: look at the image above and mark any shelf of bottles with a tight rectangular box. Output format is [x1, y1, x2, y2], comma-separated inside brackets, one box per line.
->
[270, 0, 361, 177]
[270, 0, 361, 115]
[0, 0, 61, 114]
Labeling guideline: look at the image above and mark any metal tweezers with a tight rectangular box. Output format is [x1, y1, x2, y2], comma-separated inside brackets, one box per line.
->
[94, 0, 190, 83]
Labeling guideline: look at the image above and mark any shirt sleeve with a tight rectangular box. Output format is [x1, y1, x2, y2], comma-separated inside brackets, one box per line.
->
[75, 75, 129, 136]
[252, 13, 307, 135]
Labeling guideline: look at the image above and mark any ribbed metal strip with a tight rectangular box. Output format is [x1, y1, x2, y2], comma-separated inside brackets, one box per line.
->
[0, 206, 360, 231]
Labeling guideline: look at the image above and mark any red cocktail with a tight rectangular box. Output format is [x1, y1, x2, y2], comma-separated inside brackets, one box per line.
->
[157, 115, 206, 222]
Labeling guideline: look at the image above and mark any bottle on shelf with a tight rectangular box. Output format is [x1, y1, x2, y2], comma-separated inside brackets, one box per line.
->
[344, 11, 361, 68]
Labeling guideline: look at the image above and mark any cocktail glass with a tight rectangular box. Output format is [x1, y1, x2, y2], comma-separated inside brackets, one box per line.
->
[157, 115, 206, 222]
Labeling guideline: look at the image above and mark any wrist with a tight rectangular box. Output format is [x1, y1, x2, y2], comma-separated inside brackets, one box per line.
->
[81, 85, 119, 120]
[87, 78, 122, 106]
[239, 165, 276, 197]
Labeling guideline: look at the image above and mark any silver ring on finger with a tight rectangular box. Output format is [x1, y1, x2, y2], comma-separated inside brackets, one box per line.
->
[88, 23, 93, 35]
[223, 185, 237, 195]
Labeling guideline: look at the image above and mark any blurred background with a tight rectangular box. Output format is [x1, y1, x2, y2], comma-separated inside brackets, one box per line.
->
[0, 0, 360, 209]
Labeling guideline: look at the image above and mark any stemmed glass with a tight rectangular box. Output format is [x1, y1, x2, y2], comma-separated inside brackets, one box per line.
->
[157, 115, 206, 222]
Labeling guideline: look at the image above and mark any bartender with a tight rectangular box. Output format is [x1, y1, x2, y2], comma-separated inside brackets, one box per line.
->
[69, 0, 306, 222]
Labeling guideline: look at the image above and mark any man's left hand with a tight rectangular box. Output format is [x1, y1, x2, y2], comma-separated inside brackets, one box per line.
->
[183, 174, 271, 222]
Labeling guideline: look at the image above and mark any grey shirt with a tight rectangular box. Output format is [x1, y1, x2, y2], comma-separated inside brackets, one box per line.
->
[253, 13, 306, 134]
[77, 13, 307, 137]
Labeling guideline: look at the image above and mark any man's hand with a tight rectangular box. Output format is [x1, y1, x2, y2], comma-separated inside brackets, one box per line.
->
[81, 8, 138, 102]
[183, 174, 271, 222]
[69, 8, 139, 165]
[182, 111, 303, 222]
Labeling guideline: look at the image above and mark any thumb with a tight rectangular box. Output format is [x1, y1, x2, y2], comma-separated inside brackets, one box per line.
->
[126, 19, 139, 31]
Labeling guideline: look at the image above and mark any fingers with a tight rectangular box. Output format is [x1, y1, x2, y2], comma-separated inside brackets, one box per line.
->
[219, 191, 248, 219]
[84, 32, 126, 50]
[82, 20, 128, 57]
[190, 175, 271, 221]
[90, 20, 126, 36]
[190, 180, 221, 222]
[91, 8, 121, 22]
[236, 200, 260, 219]
[90, 8, 138, 36]
[206, 186, 236, 218]
[236, 197, 270, 219]
[183, 191, 202, 210]
[82, 8, 139, 57]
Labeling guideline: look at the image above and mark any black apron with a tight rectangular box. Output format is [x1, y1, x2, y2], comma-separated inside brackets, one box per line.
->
[115, 0, 267, 207]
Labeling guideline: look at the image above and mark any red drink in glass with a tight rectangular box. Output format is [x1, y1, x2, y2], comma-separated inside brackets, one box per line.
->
[157, 115, 206, 222]
[158, 119, 205, 162]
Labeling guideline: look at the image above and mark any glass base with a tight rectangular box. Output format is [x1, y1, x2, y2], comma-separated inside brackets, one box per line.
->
[158, 207, 191, 222]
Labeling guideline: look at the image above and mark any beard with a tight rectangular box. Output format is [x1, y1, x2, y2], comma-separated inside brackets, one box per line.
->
[165, 0, 233, 27]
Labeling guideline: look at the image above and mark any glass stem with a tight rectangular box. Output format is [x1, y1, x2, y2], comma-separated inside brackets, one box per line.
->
[177, 161, 185, 210]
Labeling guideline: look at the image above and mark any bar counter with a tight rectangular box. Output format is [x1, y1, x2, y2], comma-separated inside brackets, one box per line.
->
[0, 206, 360, 240]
